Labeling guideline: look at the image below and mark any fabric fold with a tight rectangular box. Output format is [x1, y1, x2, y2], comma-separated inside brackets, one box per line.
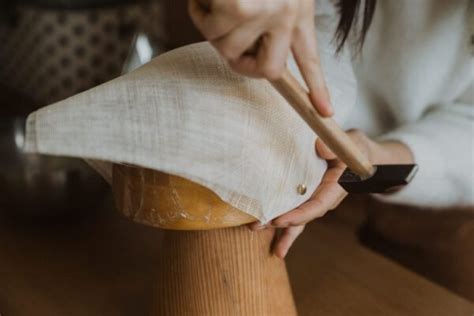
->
[24, 39, 355, 222]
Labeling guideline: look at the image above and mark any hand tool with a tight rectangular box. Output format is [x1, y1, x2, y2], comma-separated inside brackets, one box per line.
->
[270, 69, 418, 193]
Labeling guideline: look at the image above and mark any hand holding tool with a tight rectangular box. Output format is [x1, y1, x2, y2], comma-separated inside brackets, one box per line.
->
[270, 69, 418, 193]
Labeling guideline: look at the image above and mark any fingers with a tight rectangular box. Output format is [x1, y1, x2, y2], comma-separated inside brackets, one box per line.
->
[256, 29, 292, 79]
[212, 20, 264, 61]
[272, 160, 347, 227]
[270, 129, 376, 228]
[189, 0, 299, 81]
[189, 0, 335, 116]
[273, 225, 305, 258]
[271, 129, 375, 229]
[230, 28, 291, 79]
[272, 180, 347, 227]
[291, 18, 333, 117]
[248, 221, 269, 231]
[188, 0, 252, 40]
[250, 128, 376, 257]
[315, 137, 336, 160]
[315, 129, 374, 161]
[248, 221, 304, 258]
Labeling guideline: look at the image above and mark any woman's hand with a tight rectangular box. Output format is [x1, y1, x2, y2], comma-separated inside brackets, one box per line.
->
[188, 0, 333, 116]
[249, 129, 414, 258]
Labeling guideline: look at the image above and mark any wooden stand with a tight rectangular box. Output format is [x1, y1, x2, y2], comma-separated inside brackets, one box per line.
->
[112, 164, 297, 315]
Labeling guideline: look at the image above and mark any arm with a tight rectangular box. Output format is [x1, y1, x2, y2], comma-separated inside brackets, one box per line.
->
[267, 79, 473, 258]
[376, 82, 474, 208]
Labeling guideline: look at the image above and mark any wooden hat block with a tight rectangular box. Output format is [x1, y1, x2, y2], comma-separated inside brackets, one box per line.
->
[112, 164, 297, 315]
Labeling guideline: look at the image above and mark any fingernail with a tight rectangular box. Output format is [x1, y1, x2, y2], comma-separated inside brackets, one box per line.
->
[326, 107, 334, 117]
[277, 248, 288, 259]
[253, 223, 266, 230]
[322, 102, 334, 117]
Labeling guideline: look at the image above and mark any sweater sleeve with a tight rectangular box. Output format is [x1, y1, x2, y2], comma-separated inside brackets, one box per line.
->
[375, 80, 474, 208]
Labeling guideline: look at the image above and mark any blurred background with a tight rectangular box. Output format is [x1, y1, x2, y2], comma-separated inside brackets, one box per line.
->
[0, 1, 472, 315]
[0, 2, 200, 313]
[0, 0, 200, 219]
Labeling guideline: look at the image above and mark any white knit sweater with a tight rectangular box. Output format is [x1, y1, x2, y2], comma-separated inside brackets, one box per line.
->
[344, 0, 473, 208]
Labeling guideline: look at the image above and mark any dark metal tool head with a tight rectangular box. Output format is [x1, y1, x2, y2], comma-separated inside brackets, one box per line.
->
[338, 164, 418, 194]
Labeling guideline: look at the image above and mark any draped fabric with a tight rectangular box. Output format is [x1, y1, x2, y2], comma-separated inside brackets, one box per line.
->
[24, 19, 356, 222]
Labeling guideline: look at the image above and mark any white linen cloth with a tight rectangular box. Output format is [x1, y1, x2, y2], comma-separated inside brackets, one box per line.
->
[24, 17, 355, 222]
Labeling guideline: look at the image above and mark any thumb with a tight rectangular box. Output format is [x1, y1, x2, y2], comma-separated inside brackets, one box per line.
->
[291, 19, 333, 117]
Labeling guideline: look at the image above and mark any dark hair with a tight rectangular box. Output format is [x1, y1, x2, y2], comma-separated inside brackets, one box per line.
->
[335, 0, 377, 53]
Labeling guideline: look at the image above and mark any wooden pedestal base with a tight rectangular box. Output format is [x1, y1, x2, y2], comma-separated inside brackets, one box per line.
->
[112, 164, 297, 315]
[153, 226, 297, 316]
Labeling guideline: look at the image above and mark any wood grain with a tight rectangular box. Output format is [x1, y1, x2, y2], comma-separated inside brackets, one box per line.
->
[287, 218, 474, 316]
[0, 196, 472, 315]
[113, 164, 257, 230]
[153, 226, 297, 316]
[271, 69, 375, 178]
[113, 165, 296, 315]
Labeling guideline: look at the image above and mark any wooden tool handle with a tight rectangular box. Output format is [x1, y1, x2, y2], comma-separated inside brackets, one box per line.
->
[270, 69, 375, 179]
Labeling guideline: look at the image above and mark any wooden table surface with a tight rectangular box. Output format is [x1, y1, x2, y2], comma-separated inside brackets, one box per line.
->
[0, 194, 472, 316]
[287, 217, 474, 315]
